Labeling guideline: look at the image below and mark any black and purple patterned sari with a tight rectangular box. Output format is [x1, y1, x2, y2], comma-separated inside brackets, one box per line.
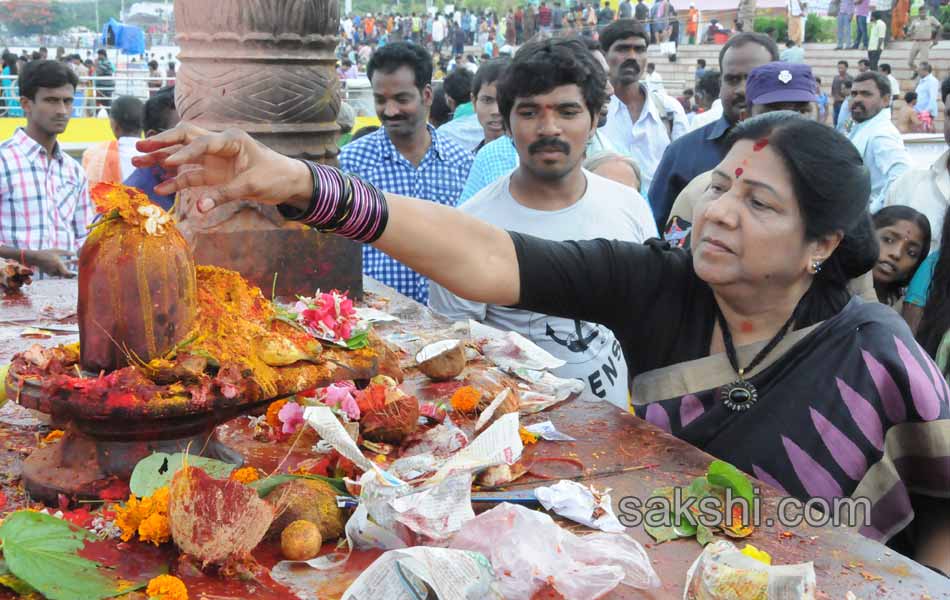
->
[632, 298, 950, 544]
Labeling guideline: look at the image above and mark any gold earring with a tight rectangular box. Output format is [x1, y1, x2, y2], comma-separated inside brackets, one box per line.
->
[810, 259, 823, 274]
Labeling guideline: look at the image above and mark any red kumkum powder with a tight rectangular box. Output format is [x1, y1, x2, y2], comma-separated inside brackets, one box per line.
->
[753, 138, 769, 151]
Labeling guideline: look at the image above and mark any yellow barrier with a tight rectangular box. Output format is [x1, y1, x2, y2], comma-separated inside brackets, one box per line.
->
[0, 117, 116, 143]
[0, 115, 382, 145]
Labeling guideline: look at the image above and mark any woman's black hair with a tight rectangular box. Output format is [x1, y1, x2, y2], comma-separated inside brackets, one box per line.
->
[725, 111, 878, 324]
[871, 206, 931, 305]
[917, 205, 950, 362]
[497, 37, 606, 131]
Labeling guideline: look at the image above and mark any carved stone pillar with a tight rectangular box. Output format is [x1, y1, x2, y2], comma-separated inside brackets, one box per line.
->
[173, 0, 362, 298]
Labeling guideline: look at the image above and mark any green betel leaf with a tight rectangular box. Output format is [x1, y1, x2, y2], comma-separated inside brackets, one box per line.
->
[0, 511, 138, 600]
[706, 459, 755, 507]
[129, 452, 237, 497]
[0, 558, 36, 595]
[696, 523, 716, 546]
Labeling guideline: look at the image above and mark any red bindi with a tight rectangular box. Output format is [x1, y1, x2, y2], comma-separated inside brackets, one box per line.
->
[740, 321, 755, 333]
[753, 138, 769, 151]
[735, 167, 744, 178]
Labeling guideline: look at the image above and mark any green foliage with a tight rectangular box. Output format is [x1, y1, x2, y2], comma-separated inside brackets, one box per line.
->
[52, 0, 123, 32]
[753, 15, 788, 43]
[129, 452, 237, 498]
[806, 13, 837, 43]
[0, 512, 144, 600]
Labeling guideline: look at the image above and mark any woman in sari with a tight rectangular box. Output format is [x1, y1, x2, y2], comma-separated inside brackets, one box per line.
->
[892, 0, 910, 39]
[134, 41, 950, 574]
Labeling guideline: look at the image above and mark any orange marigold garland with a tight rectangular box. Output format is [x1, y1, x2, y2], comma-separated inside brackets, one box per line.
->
[450, 386, 482, 412]
[266, 399, 289, 430]
[146, 574, 189, 600]
[229, 466, 261, 484]
[42, 429, 64, 444]
[113, 486, 171, 545]
[519, 427, 539, 445]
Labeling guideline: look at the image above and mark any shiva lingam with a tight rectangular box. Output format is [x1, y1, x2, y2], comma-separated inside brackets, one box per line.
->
[4, 184, 395, 503]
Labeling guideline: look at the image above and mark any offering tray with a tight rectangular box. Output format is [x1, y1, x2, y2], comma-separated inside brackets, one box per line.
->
[5, 337, 396, 504]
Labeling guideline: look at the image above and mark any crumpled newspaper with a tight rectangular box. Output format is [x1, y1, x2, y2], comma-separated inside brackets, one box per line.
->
[535, 479, 625, 533]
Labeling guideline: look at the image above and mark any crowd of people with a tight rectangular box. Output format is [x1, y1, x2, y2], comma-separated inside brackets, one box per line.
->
[1, 45, 177, 117]
[1, 15, 949, 580]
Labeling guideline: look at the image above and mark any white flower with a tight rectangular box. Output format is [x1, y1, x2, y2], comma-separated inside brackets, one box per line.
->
[137, 204, 170, 236]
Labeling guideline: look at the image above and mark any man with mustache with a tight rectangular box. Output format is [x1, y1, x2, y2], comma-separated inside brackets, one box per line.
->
[430, 38, 657, 410]
[339, 42, 473, 304]
[847, 71, 910, 212]
[456, 41, 618, 203]
[598, 20, 688, 196]
[647, 32, 778, 230]
[0, 60, 93, 278]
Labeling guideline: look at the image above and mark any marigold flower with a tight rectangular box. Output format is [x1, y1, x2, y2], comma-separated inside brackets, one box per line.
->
[450, 386, 482, 412]
[112, 487, 170, 544]
[138, 512, 171, 545]
[266, 399, 288, 430]
[146, 574, 188, 600]
[519, 427, 539, 445]
[43, 429, 64, 444]
[229, 466, 261, 484]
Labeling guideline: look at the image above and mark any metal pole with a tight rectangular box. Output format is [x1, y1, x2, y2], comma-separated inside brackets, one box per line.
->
[95, 0, 100, 34]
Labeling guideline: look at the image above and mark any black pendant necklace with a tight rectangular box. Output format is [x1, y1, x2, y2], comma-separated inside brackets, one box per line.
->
[715, 301, 802, 412]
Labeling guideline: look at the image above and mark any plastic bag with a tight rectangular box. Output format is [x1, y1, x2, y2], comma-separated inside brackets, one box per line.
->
[684, 540, 816, 600]
[450, 503, 660, 599]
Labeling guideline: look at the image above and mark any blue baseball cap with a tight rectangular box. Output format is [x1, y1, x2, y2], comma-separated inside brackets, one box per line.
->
[746, 62, 818, 105]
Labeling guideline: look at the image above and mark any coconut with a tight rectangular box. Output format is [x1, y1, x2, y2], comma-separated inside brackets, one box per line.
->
[415, 339, 466, 381]
[168, 466, 274, 566]
[360, 389, 420, 444]
[474, 388, 519, 433]
[265, 478, 346, 541]
[280, 520, 323, 561]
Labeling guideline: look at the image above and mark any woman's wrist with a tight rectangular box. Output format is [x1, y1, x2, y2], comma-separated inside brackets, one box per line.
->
[282, 157, 315, 211]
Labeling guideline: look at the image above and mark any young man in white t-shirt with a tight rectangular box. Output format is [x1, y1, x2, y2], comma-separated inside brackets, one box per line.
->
[429, 38, 657, 410]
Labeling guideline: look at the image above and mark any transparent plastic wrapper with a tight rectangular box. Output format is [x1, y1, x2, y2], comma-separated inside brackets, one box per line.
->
[684, 540, 816, 600]
[450, 503, 661, 599]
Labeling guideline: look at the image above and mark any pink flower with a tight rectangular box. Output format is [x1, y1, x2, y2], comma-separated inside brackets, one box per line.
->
[278, 401, 305, 434]
[323, 382, 359, 420]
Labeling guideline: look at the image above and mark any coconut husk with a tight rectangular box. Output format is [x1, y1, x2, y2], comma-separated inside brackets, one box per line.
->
[360, 391, 420, 444]
[168, 466, 274, 566]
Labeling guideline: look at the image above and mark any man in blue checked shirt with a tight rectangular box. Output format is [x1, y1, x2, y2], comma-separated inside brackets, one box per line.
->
[339, 42, 473, 304]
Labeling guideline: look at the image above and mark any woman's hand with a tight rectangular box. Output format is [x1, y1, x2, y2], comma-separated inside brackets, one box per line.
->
[133, 123, 312, 213]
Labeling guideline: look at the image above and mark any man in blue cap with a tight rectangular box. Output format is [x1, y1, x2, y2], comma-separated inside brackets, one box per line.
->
[663, 62, 819, 248]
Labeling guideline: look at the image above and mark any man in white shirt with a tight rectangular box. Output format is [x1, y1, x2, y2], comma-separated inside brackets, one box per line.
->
[644, 62, 665, 94]
[884, 77, 950, 248]
[432, 14, 446, 52]
[597, 19, 688, 192]
[848, 71, 910, 212]
[430, 38, 657, 410]
[879, 63, 900, 107]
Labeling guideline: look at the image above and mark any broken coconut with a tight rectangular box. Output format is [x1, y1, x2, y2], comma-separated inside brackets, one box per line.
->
[169, 466, 274, 567]
[415, 339, 466, 381]
[359, 378, 421, 444]
[281, 520, 323, 561]
[474, 388, 519, 433]
[265, 478, 346, 541]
